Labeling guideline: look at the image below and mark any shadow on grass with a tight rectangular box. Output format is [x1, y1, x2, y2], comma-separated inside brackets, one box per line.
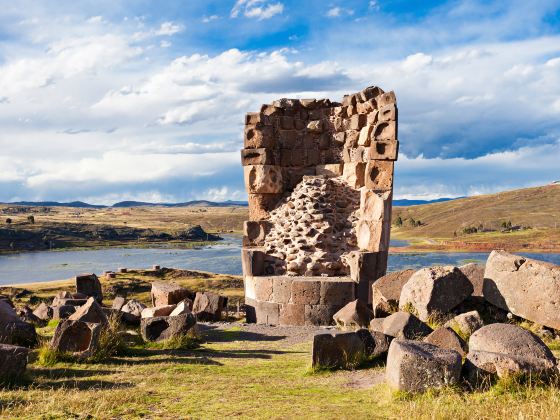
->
[199, 325, 287, 343]
[198, 348, 304, 360]
[35, 378, 135, 391]
[31, 367, 116, 379]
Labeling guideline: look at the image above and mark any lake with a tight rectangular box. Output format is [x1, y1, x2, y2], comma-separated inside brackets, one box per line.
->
[0, 235, 559, 285]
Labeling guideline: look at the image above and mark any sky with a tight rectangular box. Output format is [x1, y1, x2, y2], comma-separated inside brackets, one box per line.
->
[0, 0, 559, 204]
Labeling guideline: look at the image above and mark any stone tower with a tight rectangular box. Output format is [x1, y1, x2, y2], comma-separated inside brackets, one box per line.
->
[241, 86, 398, 325]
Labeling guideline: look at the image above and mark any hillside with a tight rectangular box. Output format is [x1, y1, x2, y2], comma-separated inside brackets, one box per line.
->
[392, 184, 560, 252]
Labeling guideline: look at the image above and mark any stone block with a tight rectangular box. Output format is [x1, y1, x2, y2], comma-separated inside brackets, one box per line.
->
[254, 277, 274, 302]
[386, 339, 462, 392]
[248, 193, 282, 221]
[378, 104, 397, 122]
[342, 162, 366, 188]
[360, 189, 391, 222]
[333, 299, 373, 328]
[279, 303, 305, 325]
[245, 112, 262, 125]
[312, 331, 367, 369]
[368, 140, 399, 161]
[244, 276, 257, 300]
[0, 344, 29, 383]
[68, 297, 108, 324]
[141, 305, 177, 319]
[424, 327, 467, 357]
[141, 314, 197, 342]
[241, 248, 266, 277]
[316, 164, 343, 177]
[278, 129, 300, 149]
[244, 165, 283, 194]
[292, 279, 321, 305]
[367, 110, 379, 126]
[373, 121, 397, 141]
[306, 148, 320, 166]
[75, 273, 103, 303]
[307, 120, 323, 133]
[244, 125, 274, 149]
[305, 304, 340, 326]
[375, 91, 397, 108]
[51, 320, 102, 359]
[356, 220, 390, 252]
[360, 86, 384, 102]
[279, 116, 294, 130]
[320, 279, 355, 306]
[151, 282, 192, 307]
[282, 167, 316, 190]
[52, 305, 77, 320]
[192, 292, 226, 321]
[364, 161, 394, 191]
[332, 132, 345, 145]
[241, 148, 275, 166]
[256, 301, 280, 325]
[372, 269, 415, 317]
[272, 277, 293, 304]
[349, 114, 367, 130]
[344, 130, 360, 148]
[243, 221, 270, 246]
[345, 251, 388, 304]
[358, 124, 374, 147]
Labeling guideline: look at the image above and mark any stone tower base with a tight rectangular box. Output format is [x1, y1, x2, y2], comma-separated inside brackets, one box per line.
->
[244, 276, 356, 325]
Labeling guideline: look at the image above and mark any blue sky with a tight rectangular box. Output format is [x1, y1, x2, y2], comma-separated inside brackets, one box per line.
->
[0, 0, 559, 204]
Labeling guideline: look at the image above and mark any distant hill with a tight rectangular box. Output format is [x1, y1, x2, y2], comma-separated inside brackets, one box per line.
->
[393, 184, 560, 238]
[3, 201, 105, 209]
[0, 200, 248, 208]
[393, 197, 458, 207]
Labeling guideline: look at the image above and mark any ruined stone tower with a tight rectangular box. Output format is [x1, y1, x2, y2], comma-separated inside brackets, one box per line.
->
[241, 86, 398, 325]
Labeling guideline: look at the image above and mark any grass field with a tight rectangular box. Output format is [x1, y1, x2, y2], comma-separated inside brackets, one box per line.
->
[2, 271, 560, 419]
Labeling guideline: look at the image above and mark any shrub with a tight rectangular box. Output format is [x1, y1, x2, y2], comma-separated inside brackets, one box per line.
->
[87, 314, 126, 363]
[144, 329, 201, 351]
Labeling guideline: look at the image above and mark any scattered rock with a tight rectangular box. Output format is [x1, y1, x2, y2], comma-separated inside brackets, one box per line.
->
[68, 297, 108, 324]
[0, 300, 19, 322]
[141, 305, 176, 319]
[140, 314, 197, 342]
[446, 310, 484, 336]
[0, 344, 29, 383]
[357, 329, 390, 358]
[75, 273, 103, 303]
[459, 263, 485, 297]
[386, 339, 462, 392]
[51, 320, 102, 359]
[399, 266, 473, 321]
[483, 250, 560, 329]
[192, 292, 226, 321]
[311, 331, 368, 369]
[371, 311, 432, 339]
[170, 299, 193, 316]
[0, 319, 37, 348]
[32, 302, 52, 321]
[112, 296, 126, 311]
[121, 299, 146, 325]
[151, 282, 192, 307]
[465, 323, 556, 381]
[372, 269, 415, 317]
[333, 299, 373, 328]
[424, 327, 467, 357]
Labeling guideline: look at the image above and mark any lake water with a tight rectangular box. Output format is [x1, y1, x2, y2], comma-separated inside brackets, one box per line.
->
[0, 235, 559, 285]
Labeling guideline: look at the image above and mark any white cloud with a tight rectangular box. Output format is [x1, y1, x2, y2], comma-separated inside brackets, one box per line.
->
[202, 15, 220, 23]
[155, 21, 183, 36]
[231, 0, 284, 20]
[326, 7, 354, 18]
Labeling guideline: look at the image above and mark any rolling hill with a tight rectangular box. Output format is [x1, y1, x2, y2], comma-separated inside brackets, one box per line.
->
[392, 183, 560, 251]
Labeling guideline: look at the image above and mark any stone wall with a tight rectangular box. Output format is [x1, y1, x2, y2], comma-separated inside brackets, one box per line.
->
[241, 86, 398, 325]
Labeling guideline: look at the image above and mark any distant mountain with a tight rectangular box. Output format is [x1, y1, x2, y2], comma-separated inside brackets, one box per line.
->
[111, 200, 248, 208]
[3, 201, 105, 209]
[1, 200, 248, 208]
[393, 198, 458, 207]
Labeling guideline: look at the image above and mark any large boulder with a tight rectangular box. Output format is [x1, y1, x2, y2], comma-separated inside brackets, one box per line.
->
[386, 339, 462, 392]
[424, 327, 467, 357]
[68, 297, 108, 324]
[459, 263, 485, 297]
[140, 314, 197, 342]
[399, 266, 473, 321]
[465, 323, 556, 381]
[0, 302, 37, 347]
[75, 274, 103, 303]
[141, 305, 176, 319]
[0, 344, 29, 383]
[371, 311, 432, 340]
[32, 302, 53, 321]
[333, 299, 373, 328]
[312, 331, 368, 369]
[372, 269, 415, 316]
[151, 282, 192, 307]
[51, 320, 102, 359]
[446, 310, 484, 337]
[483, 250, 560, 329]
[121, 299, 146, 325]
[192, 292, 226, 321]
[112, 296, 126, 311]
